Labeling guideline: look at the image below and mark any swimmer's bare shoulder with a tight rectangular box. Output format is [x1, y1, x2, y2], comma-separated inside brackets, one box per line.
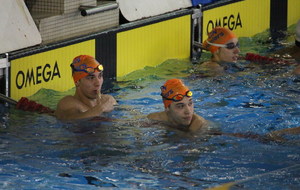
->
[195, 61, 225, 77]
[199, 61, 222, 70]
[147, 111, 167, 121]
[55, 95, 84, 120]
[56, 95, 79, 110]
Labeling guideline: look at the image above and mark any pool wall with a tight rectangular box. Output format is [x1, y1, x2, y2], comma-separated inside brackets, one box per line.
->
[3, 0, 300, 101]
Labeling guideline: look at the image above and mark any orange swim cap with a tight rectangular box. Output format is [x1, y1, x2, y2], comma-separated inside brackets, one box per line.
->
[161, 79, 190, 108]
[71, 55, 102, 83]
[203, 27, 237, 53]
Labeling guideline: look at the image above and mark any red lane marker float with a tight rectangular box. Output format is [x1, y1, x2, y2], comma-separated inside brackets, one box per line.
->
[16, 97, 54, 114]
[242, 53, 296, 65]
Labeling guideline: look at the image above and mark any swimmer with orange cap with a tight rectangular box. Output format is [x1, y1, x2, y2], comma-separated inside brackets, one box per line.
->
[147, 79, 300, 139]
[147, 79, 208, 132]
[55, 55, 117, 120]
[196, 27, 241, 77]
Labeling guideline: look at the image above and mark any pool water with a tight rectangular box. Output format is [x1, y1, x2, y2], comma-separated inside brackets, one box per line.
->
[1, 29, 300, 189]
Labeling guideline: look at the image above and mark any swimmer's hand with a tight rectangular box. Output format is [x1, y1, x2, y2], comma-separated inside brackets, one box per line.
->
[97, 94, 117, 113]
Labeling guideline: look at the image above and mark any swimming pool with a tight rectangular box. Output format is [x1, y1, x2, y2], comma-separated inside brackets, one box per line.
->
[1, 32, 300, 189]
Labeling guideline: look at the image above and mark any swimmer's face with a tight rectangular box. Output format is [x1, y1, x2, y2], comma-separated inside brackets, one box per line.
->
[216, 38, 240, 63]
[166, 96, 194, 129]
[77, 71, 103, 99]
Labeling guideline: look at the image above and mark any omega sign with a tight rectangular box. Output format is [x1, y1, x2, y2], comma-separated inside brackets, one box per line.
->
[15, 61, 61, 89]
[206, 12, 242, 34]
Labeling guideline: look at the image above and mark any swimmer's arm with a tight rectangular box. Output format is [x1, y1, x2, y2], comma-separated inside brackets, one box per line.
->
[189, 113, 208, 132]
[55, 96, 108, 120]
[267, 126, 300, 138]
[222, 127, 300, 143]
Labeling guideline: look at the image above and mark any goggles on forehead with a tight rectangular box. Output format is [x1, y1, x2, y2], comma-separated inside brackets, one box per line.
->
[207, 41, 239, 50]
[71, 64, 104, 74]
[161, 91, 193, 102]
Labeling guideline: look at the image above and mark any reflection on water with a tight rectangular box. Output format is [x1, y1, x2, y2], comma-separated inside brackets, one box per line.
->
[1, 29, 300, 189]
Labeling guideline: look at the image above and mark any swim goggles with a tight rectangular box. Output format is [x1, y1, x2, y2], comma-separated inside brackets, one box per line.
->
[207, 41, 240, 49]
[161, 91, 193, 102]
[71, 64, 104, 74]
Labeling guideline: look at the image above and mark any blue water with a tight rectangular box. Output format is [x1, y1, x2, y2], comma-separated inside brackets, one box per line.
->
[1, 31, 300, 189]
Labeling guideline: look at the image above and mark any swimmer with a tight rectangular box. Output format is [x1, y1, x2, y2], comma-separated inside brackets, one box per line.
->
[272, 19, 300, 75]
[147, 79, 208, 132]
[292, 19, 300, 75]
[55, 55, 117, 120]
[146, 80, 299, 142]
[194, 27, 242, 77]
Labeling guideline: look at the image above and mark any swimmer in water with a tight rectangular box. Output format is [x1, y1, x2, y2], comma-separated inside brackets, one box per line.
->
[292, 19, 300, 75]
[271, 19, 300, 75]
[147, 79, 208, 132]
[55, 55, 117, 120]
[146, 80, 299, 143]
[194, 27, 242, 77]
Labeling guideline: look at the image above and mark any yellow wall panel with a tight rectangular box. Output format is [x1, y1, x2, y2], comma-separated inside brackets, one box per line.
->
[288, 0, 300, 27]
[202, 0, 270, 39]
[10, 40, 95, 100]
[117, 15, 191, 78]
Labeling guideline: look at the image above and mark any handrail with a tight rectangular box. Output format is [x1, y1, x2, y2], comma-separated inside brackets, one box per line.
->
[79, 3, 118, 16]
